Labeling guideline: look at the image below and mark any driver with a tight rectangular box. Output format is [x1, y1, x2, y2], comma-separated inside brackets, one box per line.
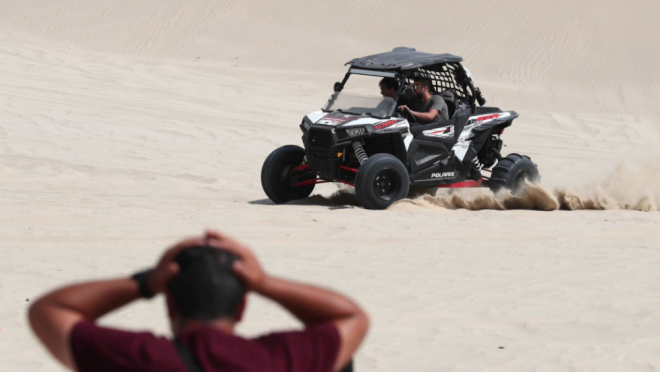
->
[397, 78, 448, 125]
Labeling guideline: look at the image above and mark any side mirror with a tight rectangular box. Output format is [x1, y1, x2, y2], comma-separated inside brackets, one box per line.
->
[333, 82, 343, 92]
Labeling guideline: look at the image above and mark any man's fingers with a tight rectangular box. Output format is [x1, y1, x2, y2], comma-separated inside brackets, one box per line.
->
[166, 262, 180, 277]
[205, 231, 259, 277]
[232, 260, 245, 273]
[206, 230, 243, 249]
[204, 230, 224, 241]
[206, 231, 251, 256]
[163, 237, 205, 262]
[216, 240, 250, 260]
[231, 261, 250, 281]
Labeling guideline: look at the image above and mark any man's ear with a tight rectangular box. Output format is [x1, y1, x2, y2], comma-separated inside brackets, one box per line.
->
[234, 295, 247, 322]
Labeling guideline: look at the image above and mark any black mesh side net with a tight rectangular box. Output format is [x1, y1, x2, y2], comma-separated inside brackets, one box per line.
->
[405, 63, 472, 100]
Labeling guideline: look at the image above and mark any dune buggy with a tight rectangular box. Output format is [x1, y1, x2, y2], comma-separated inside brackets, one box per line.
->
[261, 47, 540, 209]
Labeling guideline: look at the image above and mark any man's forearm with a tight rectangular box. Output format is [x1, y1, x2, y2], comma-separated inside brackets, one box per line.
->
[34, 278, 140, 320]
[256, 275, 363, 326]
[412, 110, 435, 121]
[28, 278, 141, 370]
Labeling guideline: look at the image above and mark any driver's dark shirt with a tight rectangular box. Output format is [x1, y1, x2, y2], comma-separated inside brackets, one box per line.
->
[411, 95, 449, 124]
[69, 320, 340, 372]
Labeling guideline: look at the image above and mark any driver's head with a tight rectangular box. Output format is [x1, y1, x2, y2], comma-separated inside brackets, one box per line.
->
[413, 78, 433, 99]
[379, 77, 399, 99]
[166, 245, 246, 331]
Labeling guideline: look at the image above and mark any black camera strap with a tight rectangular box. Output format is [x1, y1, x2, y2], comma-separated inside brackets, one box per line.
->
[173, 339, 205, 372]
[340, 359, 354, 372]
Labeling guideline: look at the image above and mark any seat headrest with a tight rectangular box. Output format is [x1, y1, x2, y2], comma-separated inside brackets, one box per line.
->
[438, 90, 456, 102]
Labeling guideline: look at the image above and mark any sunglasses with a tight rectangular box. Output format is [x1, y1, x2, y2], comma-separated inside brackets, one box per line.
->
[413, 85, 426, 90]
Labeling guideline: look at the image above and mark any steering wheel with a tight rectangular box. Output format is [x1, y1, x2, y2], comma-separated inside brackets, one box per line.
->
[402, 107, 417, 124]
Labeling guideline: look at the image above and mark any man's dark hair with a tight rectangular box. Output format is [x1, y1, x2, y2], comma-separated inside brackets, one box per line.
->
[379, 77, 399, 91]
[167, 245, 246, 321]
[414, 78, 434, 92]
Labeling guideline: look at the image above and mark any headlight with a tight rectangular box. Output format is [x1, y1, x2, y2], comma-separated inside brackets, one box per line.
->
[300, 120, 311, 133]
[345, 127, 365, 137]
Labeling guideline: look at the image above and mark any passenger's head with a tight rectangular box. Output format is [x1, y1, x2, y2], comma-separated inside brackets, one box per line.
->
[413, 78, 433, 98]
[166, 245, 246, 329]
[379, 77, 399, 98]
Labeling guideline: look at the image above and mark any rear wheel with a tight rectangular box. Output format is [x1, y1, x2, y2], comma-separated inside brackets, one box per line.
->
[489, 153, 540, 195]
[261, 145, 315, 203]
[355, 154, 409, 210]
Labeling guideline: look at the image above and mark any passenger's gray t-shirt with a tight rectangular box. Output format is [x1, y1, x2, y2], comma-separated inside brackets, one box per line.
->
[411, 95, 449, 124]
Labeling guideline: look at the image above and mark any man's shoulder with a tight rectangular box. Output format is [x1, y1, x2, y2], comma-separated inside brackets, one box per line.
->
[253, 322, 339, 345]
[430, 94, 448, 106]
[70, 321, 184, 372]
[250, 323, 341, 371]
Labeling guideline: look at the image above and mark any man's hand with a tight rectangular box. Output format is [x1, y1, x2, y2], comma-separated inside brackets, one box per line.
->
[185, 230, 370, 372]
[397, 105, 409, 113]
[206, 229, 370, 372]
[147, 236, 205, 295]
[204, 230, 267, 293]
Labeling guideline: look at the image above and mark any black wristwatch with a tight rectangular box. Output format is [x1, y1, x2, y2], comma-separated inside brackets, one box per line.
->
[131, 269, 155, 299]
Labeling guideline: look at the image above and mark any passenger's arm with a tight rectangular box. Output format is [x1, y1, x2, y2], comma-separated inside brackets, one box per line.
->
[28, 236, 205, 370]
[206, 231, 369, 372]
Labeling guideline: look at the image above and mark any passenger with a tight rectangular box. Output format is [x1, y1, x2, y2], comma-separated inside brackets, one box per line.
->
[397, 78, 449, 124]
[28, 230, 368, 372]
[379, 77, 398, 99]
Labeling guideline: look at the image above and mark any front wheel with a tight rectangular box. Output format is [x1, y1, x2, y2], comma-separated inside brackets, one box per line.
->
[355, 154, 410, 210]
[488, 153, 540, 195]
[261, 145, 315, 204]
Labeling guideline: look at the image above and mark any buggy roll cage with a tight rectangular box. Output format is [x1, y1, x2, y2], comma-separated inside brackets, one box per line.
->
[334, 47, 486, 118]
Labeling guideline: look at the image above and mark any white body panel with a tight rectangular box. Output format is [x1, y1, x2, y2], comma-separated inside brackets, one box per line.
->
[306, 110, 511, 160]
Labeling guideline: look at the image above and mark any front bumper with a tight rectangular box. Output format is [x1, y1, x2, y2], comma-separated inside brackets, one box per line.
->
[306, 126, 343, 180]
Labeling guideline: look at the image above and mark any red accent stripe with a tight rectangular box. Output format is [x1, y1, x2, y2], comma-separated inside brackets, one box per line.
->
[436, 179, 484, 188]
[476, 114, 500, 122]
[293, 164, 311, 171]
[292, 179, 330, 187]
[292, 178, 356, 187]
[430, 128, 450, 134]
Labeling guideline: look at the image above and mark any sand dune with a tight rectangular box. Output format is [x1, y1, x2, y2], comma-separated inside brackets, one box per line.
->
[1, 1, 660, 371]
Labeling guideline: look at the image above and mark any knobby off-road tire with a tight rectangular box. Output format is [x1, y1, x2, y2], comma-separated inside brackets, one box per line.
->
[355, 154, 410, 210]
[261, 145, 315, 204]
[489, 153, 540, 195]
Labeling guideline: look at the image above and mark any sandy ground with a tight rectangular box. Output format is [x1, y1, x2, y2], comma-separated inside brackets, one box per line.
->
[1, 1, 660, 371]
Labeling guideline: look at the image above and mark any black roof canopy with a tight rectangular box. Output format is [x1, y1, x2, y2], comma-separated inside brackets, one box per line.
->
[346, 47, 463, 71]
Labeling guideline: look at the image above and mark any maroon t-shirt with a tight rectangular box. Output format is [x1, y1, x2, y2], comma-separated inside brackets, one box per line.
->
[70, 321, 340, 372]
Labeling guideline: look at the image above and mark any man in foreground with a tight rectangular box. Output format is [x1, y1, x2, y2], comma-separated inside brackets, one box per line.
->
[397, 78, 449, 125]
[29, 230, 369, 372]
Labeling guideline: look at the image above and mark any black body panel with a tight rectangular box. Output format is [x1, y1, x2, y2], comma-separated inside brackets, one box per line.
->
[406, 139, 450, 174]
[305, 124, 409, 182]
